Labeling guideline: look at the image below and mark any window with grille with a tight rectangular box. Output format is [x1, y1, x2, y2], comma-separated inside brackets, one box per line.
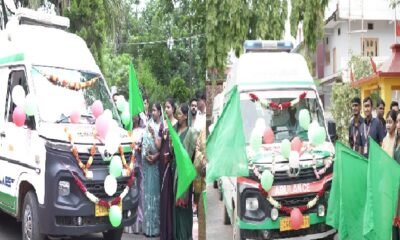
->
[362, 38, 378, 57]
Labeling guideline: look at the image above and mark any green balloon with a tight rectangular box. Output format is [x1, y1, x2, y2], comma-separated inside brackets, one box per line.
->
[281, 139, 291, 158]
[109, 205, 122, 227]
[311, 126, 326, 146]
[250, 129, 262, 153]
[261, 170, 274, 191]
[109, 156, 123, 178]
[116, 99, 126, 112]
[299, 109, 310, 130]
[121, 110, 131, 127]
[24, 101, 36, 116]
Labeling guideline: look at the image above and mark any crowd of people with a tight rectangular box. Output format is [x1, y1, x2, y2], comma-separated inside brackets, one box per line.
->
[116, 91, 207, 240]
[348, 97, 399, 239]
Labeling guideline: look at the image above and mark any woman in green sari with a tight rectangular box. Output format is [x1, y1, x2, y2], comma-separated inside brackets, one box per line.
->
[173, 103, 198, 240]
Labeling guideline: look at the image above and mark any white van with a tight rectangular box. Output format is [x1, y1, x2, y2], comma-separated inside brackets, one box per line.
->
[217, 40, 337, 240]
[0, 8, 138, 240]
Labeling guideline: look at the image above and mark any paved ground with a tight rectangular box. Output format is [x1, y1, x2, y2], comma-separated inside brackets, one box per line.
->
[206, 183, 232, 240]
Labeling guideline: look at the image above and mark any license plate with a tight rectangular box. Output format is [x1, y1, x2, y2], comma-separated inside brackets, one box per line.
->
[95, 202, 122, 217]
[279, 215, 310, 232]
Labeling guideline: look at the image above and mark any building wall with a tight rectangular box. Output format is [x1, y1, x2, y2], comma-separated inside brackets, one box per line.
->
[324, 19, 396, 78]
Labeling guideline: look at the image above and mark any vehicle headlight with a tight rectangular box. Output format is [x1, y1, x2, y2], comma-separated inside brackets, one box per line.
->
[318, 204, 325, 217]
[58, 181, 70, 196]
[271, 207, 279, 221]
[245, 197, 259, 211]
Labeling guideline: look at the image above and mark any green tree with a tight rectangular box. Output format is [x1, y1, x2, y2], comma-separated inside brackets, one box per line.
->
[348, 53, 374, 81]
[206, 0, 287, 71]
[290, 0, 328, 53]
[331, 83, 360, 144]
[169, 77, 191, 103]
[66, 0, 106, 70]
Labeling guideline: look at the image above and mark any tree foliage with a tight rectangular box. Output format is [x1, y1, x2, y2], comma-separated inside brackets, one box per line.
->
[348, 53, 374, 81]
[290, 0, 328, 53]
[206, 0, 287, 71]
[331, 82, 360, 144]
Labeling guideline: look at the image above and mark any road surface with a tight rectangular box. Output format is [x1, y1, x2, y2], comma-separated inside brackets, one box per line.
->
[206, 184, 232, 240]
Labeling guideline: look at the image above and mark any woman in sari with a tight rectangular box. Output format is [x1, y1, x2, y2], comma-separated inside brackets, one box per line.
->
[392, 111, 400, 240]
[158, 98, 177, 240]
[173, 103, 198, 240]
[142, 103, 162, 237]
[382, 110, 397, 157]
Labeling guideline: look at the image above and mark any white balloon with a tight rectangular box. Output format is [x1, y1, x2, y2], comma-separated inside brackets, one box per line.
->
[289, 151, 300, 168]
[103, 109, 113, 120]
[24, 93, 37, 116]
[12, 85, 26, 106]
[255, 118, 266, 132]
[104, 175, 118, 196]
[104, 124, 120, 154]
[308, 120, 319, 142]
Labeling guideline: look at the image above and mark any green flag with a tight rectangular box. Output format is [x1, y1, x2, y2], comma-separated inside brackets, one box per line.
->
[363, 138, 400, 240]
[166, 118, 197, 200]
[326, 141, 368, 240]
[206, 85, 249, 184]
[127, 62, 144, 130]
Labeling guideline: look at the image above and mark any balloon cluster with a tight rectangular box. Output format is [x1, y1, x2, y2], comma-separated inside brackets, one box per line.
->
[116, 97, 131, 127]
[90, 100, 124, 226]
[11, 85, 37, 127]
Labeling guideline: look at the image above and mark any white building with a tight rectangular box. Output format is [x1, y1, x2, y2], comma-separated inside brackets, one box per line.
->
[319, 0, 400, 110]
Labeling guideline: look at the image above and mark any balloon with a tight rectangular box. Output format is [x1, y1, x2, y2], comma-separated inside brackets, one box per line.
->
[255, 118, 266, 132]
[289, 151, 300, 168]
[91, 100, 104, 119]
[290, 208, 304, 230]
[311, 126, 326, 146]
[263, 127, 274, 144]
[96, 114, 110, 139]
[260, 170, 274, 191]
[308, 121, 319, 142]
[12, 85, 26, 106]
[291, 137, 303, 153]
[109, 205, 122, 227]
[12, 106, 26, 127]
[121, 110, 131, 127]
[105, 127, 120, 154]
[23, 94, 37, 116]
[70, 110, 80, 124]
[298, 109, 311, 130]
[280, 139, 291, 158]
[103, 109, 113, 120]
[116, 98, 126, 112]
[250, 129, 262, 153]
[109, 156, 123, 178]
[104, 175, 117, 196]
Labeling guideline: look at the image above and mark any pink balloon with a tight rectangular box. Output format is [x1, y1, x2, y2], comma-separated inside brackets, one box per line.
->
[291, 137, 303, 153]
[95, 114, 110, 139]
[91, 100, 104, 119]
[263, 127, 274, 144]
[290, 208, 304, 230]
[70, 110, 81, 124]
[13, 106, 26, 127]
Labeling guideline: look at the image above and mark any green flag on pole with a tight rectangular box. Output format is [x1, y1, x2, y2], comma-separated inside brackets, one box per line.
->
[127, 62, 144, 130]
[206, 85, 249, 184]
[363, 138, 400, 240]
[166, 118, 197, 200]
[326, 141, 368, 240]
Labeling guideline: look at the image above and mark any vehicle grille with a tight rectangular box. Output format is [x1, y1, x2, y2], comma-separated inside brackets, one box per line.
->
[85, 178, 129, 199]
[78, 151, 133, 166]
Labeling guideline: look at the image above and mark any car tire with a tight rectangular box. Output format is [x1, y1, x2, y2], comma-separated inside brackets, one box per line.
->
[213, 180, 218, 189]
[103, 228, 123, 240]
[22, 191, 46, 240]
[223, 205, 231, 225]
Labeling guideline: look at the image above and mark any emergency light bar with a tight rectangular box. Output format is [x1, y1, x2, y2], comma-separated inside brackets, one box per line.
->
[14, 8, 69, 30]
[244, 40, 293, 53]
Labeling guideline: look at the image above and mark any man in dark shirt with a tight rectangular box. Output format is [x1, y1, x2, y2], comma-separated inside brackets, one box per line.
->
[362, 96, 386, 156]
[391, 101, 399, 113]
[349, 97, 365, 154]
[376, 98, 386, 132]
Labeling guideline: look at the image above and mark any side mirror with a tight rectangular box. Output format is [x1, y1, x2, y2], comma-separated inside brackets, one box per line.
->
[327, 120, 337, 142]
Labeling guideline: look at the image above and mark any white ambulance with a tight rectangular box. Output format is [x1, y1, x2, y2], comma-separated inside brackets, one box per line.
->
[216, 40, 337, 240]
[0, 8, 139, 240]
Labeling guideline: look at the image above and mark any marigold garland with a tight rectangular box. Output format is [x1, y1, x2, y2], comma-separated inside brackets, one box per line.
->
[249, 92, 307, 110]
[47, 74, 99, 91]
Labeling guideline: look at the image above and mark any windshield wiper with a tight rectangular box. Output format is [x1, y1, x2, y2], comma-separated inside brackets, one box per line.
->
[55, 114, 95, 124]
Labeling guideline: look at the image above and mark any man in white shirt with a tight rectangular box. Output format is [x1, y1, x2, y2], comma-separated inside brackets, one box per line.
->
[193, 90, 206, 132]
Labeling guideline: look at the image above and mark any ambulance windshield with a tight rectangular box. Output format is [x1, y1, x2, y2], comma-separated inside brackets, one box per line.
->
[31, 66, 120, 124]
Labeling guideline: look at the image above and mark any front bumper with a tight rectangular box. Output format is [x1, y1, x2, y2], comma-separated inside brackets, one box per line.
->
[238, 213, 335, 239]
[39, 145, 140, 236]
